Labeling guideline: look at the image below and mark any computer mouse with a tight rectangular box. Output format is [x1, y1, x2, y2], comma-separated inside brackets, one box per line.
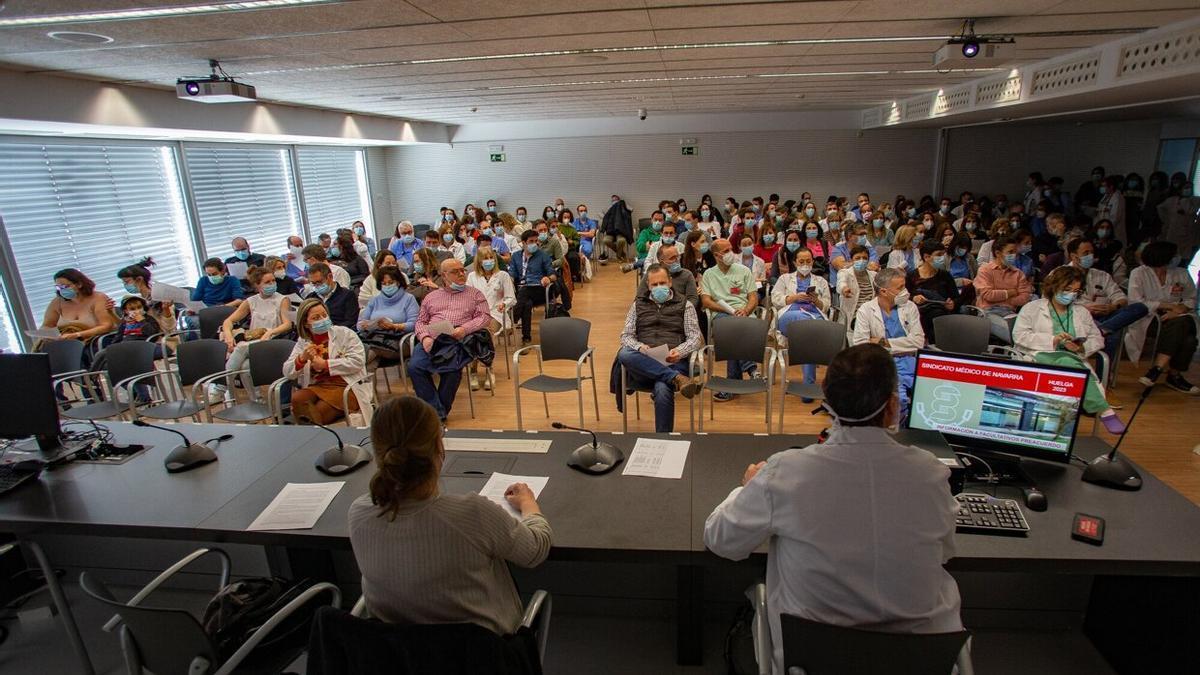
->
[1022, 487, 1048, 512]
[315, 445, 371, 476]
[567, 443, 625, 475]
[163, 443, 218, 473]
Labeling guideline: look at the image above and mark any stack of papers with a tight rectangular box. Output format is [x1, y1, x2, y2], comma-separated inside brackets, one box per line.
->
[247, 482, 344, 531]
[622, 438, 691, 479]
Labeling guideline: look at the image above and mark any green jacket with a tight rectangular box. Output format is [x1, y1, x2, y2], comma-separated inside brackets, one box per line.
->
[636, 228, 661, 258]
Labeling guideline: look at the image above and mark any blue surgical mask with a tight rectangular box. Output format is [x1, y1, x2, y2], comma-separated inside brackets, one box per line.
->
[1096, 228, 1110, 238]
[1099, 185, 1108, 195]
[517, 214, 527, 222]
[443, 214, 453, 222]
[912, 234, 924, 245]
[261, 283, 277, 296]
[329, 245, 340, 257]
[965, 222, 977, 232]
[652, 221, 663, 231]
[700, 242, 710, 254]
[763, 234, 775, 244]
[537, 232, 549, 242]
[57, 286, 77, 300]
[122, 282, 140, 294]
[932, 255, 948, 270]
[354, 226, 365, 236]
[1078, 253, 1095, 269]
[701, 209, 710, 218]
[312, 283, 330, 296]
[805, 207, 816, 217]
[1169, 255, 1182, 267]
[669, 262, 682, 274]
[481, 227, 493, 237]
[955, 247, 968, 257]
[872, 218, 884, 228]
[650, 285, 671, 303]
[806, 228, 819, 238]
[450, 282, 467, 292]
[853, 259, 868, 272]
[234, 250, 250, 261]
[310, 318, 332, 334]
[381, 283, 399, 297]
[664, 213, 674, 222]
[662, 236, 675, 245]
[578, 211, 587, 218]
[1003, 253, 1017, 266]
[526, 243, 539, 254]
[413, 262, 424, 273]
[1019, 243, 1032, 255]
[207, 274, 224, 285]
[442, 233, 454, 244]
[1055, 291, 1078, 306]
[482, 258, 496, 271]
[906, 207, 917, 217]
[402, 233, 415, 244]
[785, 240, 801, 252]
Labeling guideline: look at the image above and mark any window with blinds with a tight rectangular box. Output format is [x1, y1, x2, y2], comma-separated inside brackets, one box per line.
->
[0, 275, 18, 354]
[184, 144, 303, 260]
[297, 147, 372, 236]
[0, 141, 199, 320]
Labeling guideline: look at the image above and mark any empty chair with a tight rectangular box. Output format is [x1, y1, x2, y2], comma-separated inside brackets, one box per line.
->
[777, 320, 846, 433]
[198, 305, 238, 340]
[513, 317, 598, 430]
[130, 339, 229, 422]
[697, 316, 776, 433]
[40, 338, 86, 379]
[208, 338, 296, 423]
[79, 548, 340, 675]
[56, 341, 158, 421]
[931, 314, 992, 355]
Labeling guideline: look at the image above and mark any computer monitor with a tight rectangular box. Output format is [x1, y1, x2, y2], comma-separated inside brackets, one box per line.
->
[0, 353, 62, 452]
[906, 349, 1089, 464]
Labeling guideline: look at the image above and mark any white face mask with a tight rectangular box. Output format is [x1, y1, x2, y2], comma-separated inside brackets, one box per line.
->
[721, 251, 737, 267]
[796, 265, 812, 277]
[892, 288, 910, 306]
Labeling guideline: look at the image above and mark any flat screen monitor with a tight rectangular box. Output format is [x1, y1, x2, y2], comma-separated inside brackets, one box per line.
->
[906, 349, 1089, 464]
[0, 353, 61, 451]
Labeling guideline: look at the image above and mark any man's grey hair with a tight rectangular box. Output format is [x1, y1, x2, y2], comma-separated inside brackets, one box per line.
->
[873, 267, 904, 293]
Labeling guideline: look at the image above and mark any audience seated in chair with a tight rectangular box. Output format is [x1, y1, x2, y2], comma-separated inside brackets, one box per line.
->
[771, 247, 831, 391]
[972, 235, 1032, 342]
[358, 265, 418, 368]
[850, 268, 925, 422]
[283, 298, 372, 425]
[304, 262, 359, 329]
[509, 230, 557, 345]
[700, 239, 761, 402]
[1065, 237, 1148, 363]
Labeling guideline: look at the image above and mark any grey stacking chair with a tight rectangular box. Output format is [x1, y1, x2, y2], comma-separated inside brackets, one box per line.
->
[41, 338, 87, 379]
[198, 305, 238, 340]
[932, 314, 1023, 360]
[619, 353, 701, 433]
[697, 316, 777, 433]
[79, 549, 340, 675]
[777, 320, 846, 433]
[57, 341, 158, 421]
[129, 339, 228, 422]
[513, 317, 598, 430]
[206, 339, 296, 423]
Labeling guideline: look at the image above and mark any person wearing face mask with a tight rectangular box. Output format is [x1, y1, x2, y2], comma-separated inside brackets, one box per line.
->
[387, 221, 424, 269]
[1065, 238, 1147, 363]
[697, 206, 721, 240]
[1157, 181, 1200, 262]
[946, 232, 979, 306]
[302, 262, 359, 329]
[867, 211, 895, 252]
[190, 258, 245, 308]
[466, 248, 516, 391]
[554, 209, 583, 283]
[705, 343, 962, 675]
[572, 203, 598, 259]
[1013, 267, 1127, 433]
[1127, 241, 1199, 394]
[1023, 171, 1045, 216]
[973, 237, 1033, 342]
[302, 244, 352, 291]
[226, 236, 266, 272]
[1094, 176, 1126, 240]
[509, 230, 558, 345]
[637, 245, 699, 309]
[830, 226, 881, 286]
[682, 232, 717, 333]
[408, 248, 443, 305]
[215, 266, 294, 396]
[627, 210, 665, 271]
[350, 220, 377, 258]
[1032, 211, 1066, 268]
[283, 235, 308, 280]
[700, 239, 761, 401]
[1010, 229, 1038, 282]
[885, 225, 920, 272]
[407, 259, 495, 421]
[771, 248, 831, 390]
[801, 221, 832, 280]
[1087, 218, 1126, 282]
[284, 298, 372, 426]
[975, 218, 1013, 265]
[836, 246, 878, 329]
[358, 250, 402, 311]
[513, 207, 532, 235]
[850, 268, 925, 421]
[752, 224, 781, 264]
[616, 264, 704, 432]
[116, 257, 177, 336]
[430, 224, 464, 265]
[771, 230, 804, 283]
[906, 241, 959, 343]
[331, 231, 371, 290]
[358, 265, 419, 366]
[933, 198, 955, 227]
[110, 294, 161, 349]
[738, 237, 768, 293]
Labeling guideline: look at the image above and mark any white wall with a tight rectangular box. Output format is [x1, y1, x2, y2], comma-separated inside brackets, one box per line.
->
[941, 120, 1165, 201]
[365, 147, 394, 236]
[385, 128, 939, 224]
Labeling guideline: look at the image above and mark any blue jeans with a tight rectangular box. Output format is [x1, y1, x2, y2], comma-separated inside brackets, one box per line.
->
[711, 312, 757, 379]
[618, 347, 690, 432]
[1096, 302, 1149, 360]
[407, 343, 463, 419]
[580, 237, 594, 257]
[775, 308, 821, 386]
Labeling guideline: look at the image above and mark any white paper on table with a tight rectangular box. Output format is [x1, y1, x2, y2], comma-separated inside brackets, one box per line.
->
[622, 438, 691, 479]
[226, 261, 249, 279]
[479, 473, 549, 519]
[644, 344, 671, 366]
[247, 482, 344, 531]
[24, 327, 61, 339]
[427, 320, 455, 336]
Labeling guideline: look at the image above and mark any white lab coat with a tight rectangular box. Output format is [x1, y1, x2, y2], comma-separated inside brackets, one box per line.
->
[704, 426, 962, 675]
[1125, 265, 1198, 362]
[1072, 264, 1126, 306]
[770, 273, 831, 344]
[885, 247, 917, 271]
[646, 240, 686, 264]
[835, 267, 878, 326]
[852, 299, 925, 354]
[1013, 298, 1105, 363]
[466, 270, 516, 325]
[282, 325, 375, 426]
[1157, 196, 1200, 256]
[1095, 192, 1126, 241]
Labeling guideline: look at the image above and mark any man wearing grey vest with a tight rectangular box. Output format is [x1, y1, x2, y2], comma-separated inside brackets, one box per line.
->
[617, 264, 704, 432]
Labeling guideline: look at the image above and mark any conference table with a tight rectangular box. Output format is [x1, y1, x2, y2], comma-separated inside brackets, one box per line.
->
[1, 422, 1198, 675]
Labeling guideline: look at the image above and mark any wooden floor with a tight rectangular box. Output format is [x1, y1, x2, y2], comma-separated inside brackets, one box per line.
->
[375, 260, 1200, 508]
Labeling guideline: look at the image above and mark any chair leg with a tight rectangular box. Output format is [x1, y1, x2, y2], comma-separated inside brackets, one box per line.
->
[26, 540, 95, 675]
[514, 377, 524, 431]
[466, 366, 476, 419]
[622, 366, 629, 433]
[590, 359, 600, 421]
[778, 371, 787, 435]
[635, 391, 641, 420]
[542, 392, 550, 419]
[577, 386, 585, 428]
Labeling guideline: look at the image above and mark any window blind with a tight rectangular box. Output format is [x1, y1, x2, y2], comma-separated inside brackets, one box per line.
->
[184, 144, 303, 260]
[0, 142, 198, 319]
[297, 147, 371, 236]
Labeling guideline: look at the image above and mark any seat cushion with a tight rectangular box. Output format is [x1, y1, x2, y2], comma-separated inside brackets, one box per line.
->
[137, 400, 203, 420]
[62, 401, 124, 420]
[703, 376, 768, 396]
[519, 374, 582, 393]
[213, 402, 274, 422]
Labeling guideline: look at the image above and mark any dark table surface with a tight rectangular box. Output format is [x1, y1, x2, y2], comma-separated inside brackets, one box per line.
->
[3, 424, 1200, 575]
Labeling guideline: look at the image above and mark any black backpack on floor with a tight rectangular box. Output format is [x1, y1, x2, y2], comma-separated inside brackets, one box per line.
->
[201, 576, 319, 661]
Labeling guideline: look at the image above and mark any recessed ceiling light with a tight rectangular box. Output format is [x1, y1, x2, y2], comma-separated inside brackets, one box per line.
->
[47, 31, 113, 44]
[0, 0, 340, 27]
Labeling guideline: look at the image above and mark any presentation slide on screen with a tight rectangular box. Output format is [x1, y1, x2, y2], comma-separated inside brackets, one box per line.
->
[908, 354, 1088, 456]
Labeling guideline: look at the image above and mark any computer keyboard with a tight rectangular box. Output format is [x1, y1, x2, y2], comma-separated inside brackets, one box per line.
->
[0, 464, 40, 497]
[955, 493, 1030, 535]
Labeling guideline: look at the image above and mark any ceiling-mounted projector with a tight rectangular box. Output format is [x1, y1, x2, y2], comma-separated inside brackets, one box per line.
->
[933, 19, 1014, 70]
[176, 59, 256, 103]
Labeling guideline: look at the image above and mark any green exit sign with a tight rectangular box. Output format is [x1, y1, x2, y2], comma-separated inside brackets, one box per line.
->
[489, 152, 506, 162]
[681, 145, 698, 156]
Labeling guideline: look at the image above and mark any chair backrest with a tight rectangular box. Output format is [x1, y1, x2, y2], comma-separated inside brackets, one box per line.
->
[247, 338, 296, 387]
[932, 314, 991, 356]
[781, 614, 969, 675]
[784, 320, 846, 367]
[103, 341, 159, 386]
[711, 316, 770, 363]
[176, 339, 232, 386]
[39, 339, 85, 375]
[539, 317, 591, 361]
[198, 305, 238, 340]
[79, 572, 221, 675]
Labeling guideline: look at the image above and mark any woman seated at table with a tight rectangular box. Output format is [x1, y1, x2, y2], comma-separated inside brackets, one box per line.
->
[284, 298, 373, 425]
[348, 395, 552, 635]
[357, 265, 418, 365]
[1013, 266, 1126, 435]
[41, 268, 116, 345]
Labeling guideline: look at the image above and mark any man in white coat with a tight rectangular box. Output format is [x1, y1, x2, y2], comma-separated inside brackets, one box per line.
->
[704, 344, 962, 675]
[851, 267, 926, 421]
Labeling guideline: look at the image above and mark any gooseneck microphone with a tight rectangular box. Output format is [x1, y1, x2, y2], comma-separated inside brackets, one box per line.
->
[552, 421, 625, 475]
[132, 419, 219, 473]
[1080, 384, 1148, 491]
[312, 422, 371, 476]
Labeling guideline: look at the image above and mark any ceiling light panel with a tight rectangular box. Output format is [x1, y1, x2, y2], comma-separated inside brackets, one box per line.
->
[0, 1, 344, 27]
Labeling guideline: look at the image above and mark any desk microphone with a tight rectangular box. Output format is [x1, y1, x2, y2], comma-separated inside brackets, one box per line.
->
[312, 422, 371, 476]
[1080, 384, 1147, 491]
[552, 422, 624, 475]
[132, 420, 219, 473]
